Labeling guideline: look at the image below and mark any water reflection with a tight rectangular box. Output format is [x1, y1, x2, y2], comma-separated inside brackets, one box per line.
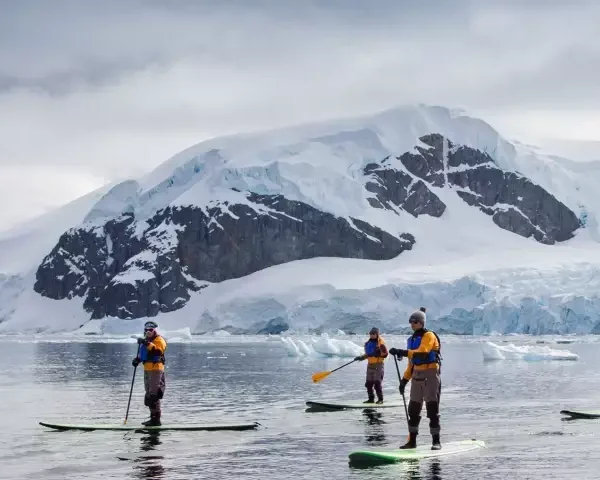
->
[140, 431, 162, 452]
[361, 410, 387, 445]
[127, 432, 166, 480]
[404, 459, 442, 480]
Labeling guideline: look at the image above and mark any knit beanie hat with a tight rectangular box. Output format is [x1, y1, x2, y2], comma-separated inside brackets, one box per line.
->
[409, 307, 427, 326]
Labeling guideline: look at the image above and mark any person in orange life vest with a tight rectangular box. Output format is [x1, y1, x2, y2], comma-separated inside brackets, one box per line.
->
[354, 327, 388, 404]
[389, 307, 442, 450]
[132, 321, 167, 426]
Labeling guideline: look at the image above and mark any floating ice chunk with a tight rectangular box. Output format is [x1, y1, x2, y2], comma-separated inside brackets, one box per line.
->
[296, 339, 313, 356]
[281, 336, 303, 357]
[161, 327, 192, 342]
[482, 341, 579, 361]
[311, 334, 363, 357]
[210, 330, 232, 337]
[280, 334, 362, 358]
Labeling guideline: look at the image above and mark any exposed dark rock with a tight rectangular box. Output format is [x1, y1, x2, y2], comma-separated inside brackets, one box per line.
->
[398, 134, 446, 187]
[449, 167, 580, 244]
[364, 163, 446, 217]
[171, 193, 414, 283]
[396, 133, 581, 244]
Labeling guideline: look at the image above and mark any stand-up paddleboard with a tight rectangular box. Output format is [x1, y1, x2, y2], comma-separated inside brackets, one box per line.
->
[560, 409, 600, 419]
[39, 421, 260, 432]
[306, 400, 402, 410]
[348, 439, 486, 467]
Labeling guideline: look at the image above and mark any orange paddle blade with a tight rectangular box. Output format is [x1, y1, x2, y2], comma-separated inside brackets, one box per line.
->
[311, 370, 332, 383]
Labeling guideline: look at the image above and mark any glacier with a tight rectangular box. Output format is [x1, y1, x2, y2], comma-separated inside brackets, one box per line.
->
[0, 103, 599, 335]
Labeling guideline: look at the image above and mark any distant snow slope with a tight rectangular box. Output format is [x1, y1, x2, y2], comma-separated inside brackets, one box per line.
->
[0, 183, 116, 274]
[0, 104, 599, 334]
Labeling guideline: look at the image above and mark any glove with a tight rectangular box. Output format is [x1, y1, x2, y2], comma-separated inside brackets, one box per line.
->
[354, 355, 364, 361]
[137, 337, 148, 345]
[399, 378, 408, 395]
[390, 348, 409, 357]
[132, 357, 141, 367]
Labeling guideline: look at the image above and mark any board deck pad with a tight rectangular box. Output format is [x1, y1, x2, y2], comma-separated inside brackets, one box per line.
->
[39, 421, 260, 432]
[560, 409, 600, 419]
[348, 439, 486, 466]
[305, 400, 402, 410]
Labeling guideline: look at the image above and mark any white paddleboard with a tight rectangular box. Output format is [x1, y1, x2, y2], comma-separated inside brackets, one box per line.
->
[348, 439, 486, 466]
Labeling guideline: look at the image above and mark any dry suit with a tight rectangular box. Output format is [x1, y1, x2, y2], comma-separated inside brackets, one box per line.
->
[134, 334, 167, 425]
[355, 331, 388, 403]
[399, 328, 442, 448]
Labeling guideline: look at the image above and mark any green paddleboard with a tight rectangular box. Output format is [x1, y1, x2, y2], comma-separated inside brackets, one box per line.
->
[560, 409, 600, 419]
[39, 421, 260, 432]
[348, 439, 486, 466]
[305, 400, 402, 410]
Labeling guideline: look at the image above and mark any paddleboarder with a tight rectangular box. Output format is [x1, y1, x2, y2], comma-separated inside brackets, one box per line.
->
[389, 307, 442, 450]
[354, 327, 388, 404]
[132, 321, 167, 426]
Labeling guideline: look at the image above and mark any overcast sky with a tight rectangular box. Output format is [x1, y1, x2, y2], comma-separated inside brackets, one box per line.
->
[1, 0, 599, 231]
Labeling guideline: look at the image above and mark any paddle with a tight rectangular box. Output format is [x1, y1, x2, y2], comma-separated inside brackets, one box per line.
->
[393, 354, 410, 429]
[124, 344, 141, 425]
[312, 358, 359, 383]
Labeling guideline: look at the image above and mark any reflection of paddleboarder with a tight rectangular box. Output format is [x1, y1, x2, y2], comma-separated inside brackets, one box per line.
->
[389, 307, 442, 450]
[354, 327, 388, 404]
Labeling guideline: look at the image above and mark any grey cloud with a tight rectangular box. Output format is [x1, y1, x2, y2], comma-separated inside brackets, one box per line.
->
[0, 0, 597, 107]
[0, 54, 169, 96]
[0, 1, 599, 172]
[0, 0, 522, 95]
[478, 46, 600, 109]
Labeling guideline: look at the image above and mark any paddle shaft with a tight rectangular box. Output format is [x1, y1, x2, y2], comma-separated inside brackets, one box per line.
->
[124, 344, 141, 424]
[329, 358, 358, 374]
[393, 354, 410, 426]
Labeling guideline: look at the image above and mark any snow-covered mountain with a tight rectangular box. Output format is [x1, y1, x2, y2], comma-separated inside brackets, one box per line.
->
[1, 104, 599, 335]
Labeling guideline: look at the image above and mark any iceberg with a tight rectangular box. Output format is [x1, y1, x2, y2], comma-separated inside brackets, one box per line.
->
[482, 341, 579, 361]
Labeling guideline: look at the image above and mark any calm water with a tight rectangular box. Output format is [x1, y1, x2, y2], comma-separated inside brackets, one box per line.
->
[1, 336, 600, 479]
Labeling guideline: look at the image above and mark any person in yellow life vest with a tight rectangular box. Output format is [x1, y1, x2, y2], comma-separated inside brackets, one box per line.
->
[132, 321, 167, 426]
[389, 307, 442, 451]
[354, 327, 388, 404]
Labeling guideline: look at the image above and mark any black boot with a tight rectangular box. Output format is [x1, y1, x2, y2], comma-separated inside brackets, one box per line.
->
[425, 400, 441, 450]
[364, 381, 375, 403]
[399, 432, 417, 449]
[142, 413, 161, 426]
[374, 382, 383, 404]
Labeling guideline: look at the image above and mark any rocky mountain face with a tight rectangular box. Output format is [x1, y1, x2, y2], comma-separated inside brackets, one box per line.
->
[366, 134, 580, 244]
[33, 134, 581, 323]
[34, 192, 414, 319]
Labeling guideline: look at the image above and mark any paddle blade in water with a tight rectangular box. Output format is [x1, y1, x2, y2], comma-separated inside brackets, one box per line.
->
[312, 371, 332, 383]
